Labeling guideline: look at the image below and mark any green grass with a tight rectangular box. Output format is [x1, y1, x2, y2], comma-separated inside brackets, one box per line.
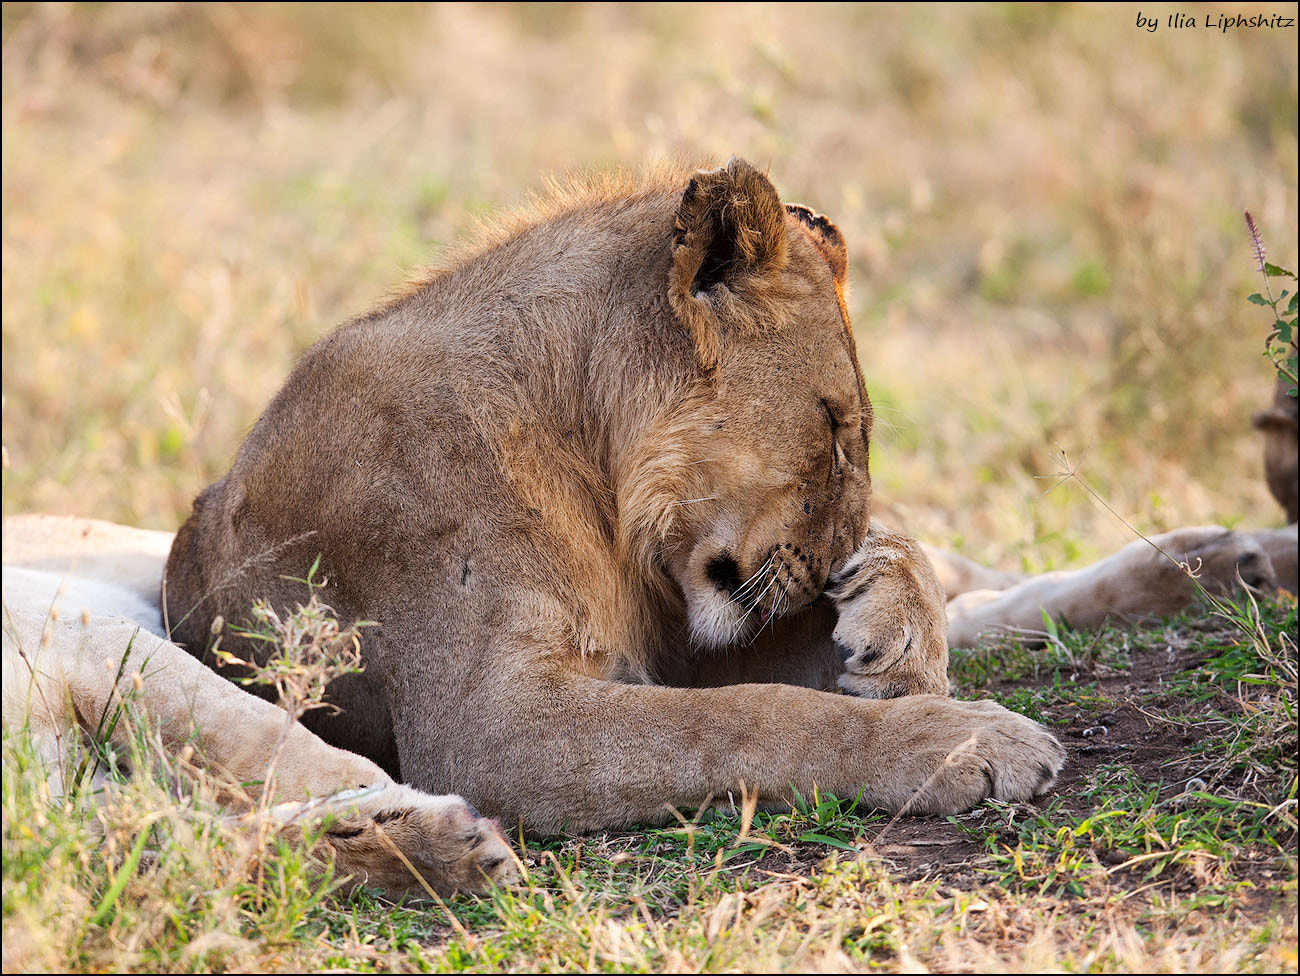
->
[951, 595, 1298, 908]
[969, 771, 1295, 899]
[6, 591, 1296, 972]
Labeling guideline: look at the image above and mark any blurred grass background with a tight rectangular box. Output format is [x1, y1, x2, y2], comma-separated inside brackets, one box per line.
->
[2, 1, 1296, 573]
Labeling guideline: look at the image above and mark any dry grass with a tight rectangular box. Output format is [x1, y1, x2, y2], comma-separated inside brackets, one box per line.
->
[3, 2, 1298, 972]
[3, 2, 1296, 568]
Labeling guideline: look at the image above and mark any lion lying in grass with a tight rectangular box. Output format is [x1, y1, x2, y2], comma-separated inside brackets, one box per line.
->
[4, 158, 1289, 896]
[914, 362, 1298, 648]
[920, 524, 1296, 649]
[2, 517, 517, 899]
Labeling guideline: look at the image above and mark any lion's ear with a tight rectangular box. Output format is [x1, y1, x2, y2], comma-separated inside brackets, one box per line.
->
[669, 157, 789, 369]
[785, 204, 848, 284]
[1252, 405, 1299, 433]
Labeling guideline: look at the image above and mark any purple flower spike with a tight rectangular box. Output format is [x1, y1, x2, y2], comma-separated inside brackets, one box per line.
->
[1244, 210, 1266, 273]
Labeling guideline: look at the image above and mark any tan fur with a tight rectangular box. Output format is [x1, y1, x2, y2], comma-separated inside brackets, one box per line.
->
[919, 543, 1024, 598]
[1252, 369, 1299, 525]
[161, 158, 1064, 830]
[1252, 524, 1298, 594]
[2, 516, 516, 900]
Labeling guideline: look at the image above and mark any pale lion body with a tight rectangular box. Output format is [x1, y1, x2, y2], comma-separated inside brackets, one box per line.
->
[2, 515, 516, 898]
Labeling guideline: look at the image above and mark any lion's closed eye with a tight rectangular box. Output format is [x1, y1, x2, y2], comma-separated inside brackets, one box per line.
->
[820, 400, 843, 477]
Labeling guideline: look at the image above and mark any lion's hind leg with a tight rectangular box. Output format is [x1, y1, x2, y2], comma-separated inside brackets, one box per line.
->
[943, 526, 1281, 648]
[2, 554, 516, 900]
[272, 783, 519, 898]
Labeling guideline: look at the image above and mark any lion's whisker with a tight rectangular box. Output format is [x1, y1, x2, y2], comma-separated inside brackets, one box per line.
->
[749, 568, 783, 616]
[733, 566, 782, 641]
[733, 555, 775, 604]
[669, 496, 719, 507]
[758, 577, 789, 638]
[732, 574, 765, 605]
[767, 572, 797, 634]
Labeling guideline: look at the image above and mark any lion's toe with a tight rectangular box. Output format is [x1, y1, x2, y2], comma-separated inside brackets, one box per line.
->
[1165, 528, 1278, 597]
[838, 626, 910, 675]
[984, 716, 1065, 801]
[445, 805, 520, 893]
[838, 667, 946, 699]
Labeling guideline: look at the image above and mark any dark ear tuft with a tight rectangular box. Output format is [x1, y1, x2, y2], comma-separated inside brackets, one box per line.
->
[673, 158, 787, 294]
[786, 203, 848, 283]
[669, 158, 789, 368]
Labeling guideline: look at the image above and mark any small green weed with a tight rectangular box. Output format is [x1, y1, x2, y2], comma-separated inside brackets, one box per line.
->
[1244, 211, 1298, 395]
[950, 619, 1134, 691]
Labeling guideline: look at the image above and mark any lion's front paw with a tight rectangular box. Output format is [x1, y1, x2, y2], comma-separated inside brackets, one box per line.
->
[829, 521, 950, 698]
[284, 783, 519, 900]
[864, 696, 1064, 814]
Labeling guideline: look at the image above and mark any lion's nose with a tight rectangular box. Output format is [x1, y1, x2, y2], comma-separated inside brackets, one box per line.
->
[706, 554, 742, 595]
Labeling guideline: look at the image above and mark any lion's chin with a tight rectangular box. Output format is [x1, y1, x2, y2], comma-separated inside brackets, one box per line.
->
[685, 591, 757, 650]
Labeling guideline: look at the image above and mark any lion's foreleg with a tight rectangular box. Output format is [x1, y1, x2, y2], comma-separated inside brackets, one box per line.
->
[2, 602, 382, 800]
[417, 669, 1063, 833]
[2, 600, 517, 898]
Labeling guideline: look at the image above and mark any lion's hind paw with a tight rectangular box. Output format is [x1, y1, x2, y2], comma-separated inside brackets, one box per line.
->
[273, 783, 519, 900]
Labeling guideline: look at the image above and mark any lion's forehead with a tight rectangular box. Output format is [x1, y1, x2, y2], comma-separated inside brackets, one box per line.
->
[723, 338, 863, 420]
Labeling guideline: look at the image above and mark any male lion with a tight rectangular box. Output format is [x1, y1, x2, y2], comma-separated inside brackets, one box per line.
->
[161, 158, 1063, 833]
